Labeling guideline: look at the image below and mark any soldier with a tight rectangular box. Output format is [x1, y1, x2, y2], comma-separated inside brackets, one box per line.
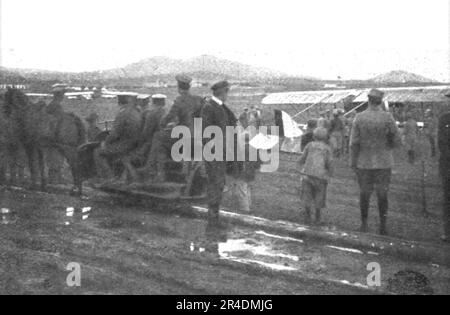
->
[161, 74, 205, 133]
[46, 85, 67, 184]
[137, 95, 151, 114]
[202, 80, 238, 229]
[86, 112, 101, 142]
[403, 112, 419, 164]
[95, 93, 141, 183]
[425, 109, 437, 158]
[350, 89, 402, 235]
[438, 93, 450, 242]
[135, 94, 168, 183]
[330, 109, 345, 158]
[161, 75, 206, 177]
[238, 108, 250, 129]
[46, 85, 67, 116]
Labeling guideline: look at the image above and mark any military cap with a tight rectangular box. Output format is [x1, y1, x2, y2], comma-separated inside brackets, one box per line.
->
[211, 80, 230, 92]
[52, 84, 68, 94]
[368, 89, 384, 99]
[137, 94, 151, 100]
[152, 94, 167, 106]
[117, 92, 138, 105]
[176, 74, 193, 85]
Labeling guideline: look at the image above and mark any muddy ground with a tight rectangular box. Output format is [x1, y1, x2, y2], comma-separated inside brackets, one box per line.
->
[1, 187, 449, 295]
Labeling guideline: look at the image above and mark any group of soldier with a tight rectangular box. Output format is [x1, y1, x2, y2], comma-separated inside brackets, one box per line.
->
[302, 88, 449, 241]
[2, 76, 449, 239]
[78, 75, 237, 229]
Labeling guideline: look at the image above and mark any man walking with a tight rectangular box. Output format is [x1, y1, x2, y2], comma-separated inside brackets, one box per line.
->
[438, 93, 450, 242]
[350, 89, 401, 235]
[202, 80, 237, 229]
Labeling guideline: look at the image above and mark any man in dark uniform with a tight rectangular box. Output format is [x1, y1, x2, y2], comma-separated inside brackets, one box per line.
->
[202, 80, 237, 229]
[46, 85, 67, 184]
[162, 75, 204, 131]
[438, 92, 450, 242]
[350, 89, 402, 235]
[159, 75, 206, 179]
[95, 93, 142, 183]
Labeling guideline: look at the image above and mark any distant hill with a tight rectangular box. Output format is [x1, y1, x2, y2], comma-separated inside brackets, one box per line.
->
[371, 70, 437, 84]
[0, 67, 27, 83]
[2, 55, 293, 84]
[93, 55, 290, 82]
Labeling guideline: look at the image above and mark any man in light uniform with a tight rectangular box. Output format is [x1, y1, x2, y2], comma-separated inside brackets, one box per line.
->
[350, 89, 402, 235]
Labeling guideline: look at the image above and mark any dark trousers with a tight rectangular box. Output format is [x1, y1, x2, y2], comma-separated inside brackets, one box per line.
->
[205, 161, 227, 224]
[356, 169, 392, 227]
[427, 135, 436, 157]
[440, 159, 450, 238]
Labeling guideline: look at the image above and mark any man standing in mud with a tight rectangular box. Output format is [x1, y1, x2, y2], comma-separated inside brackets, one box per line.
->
[350, 89, 401, 235]
[201, 81, 237, 229]
[438, 93, 450, 242]
[46, 85, 67, 184]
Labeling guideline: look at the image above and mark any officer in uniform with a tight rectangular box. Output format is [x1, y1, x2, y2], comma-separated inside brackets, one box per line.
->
[202, 80, 238, 229]
[350, 89, 402, 235]
[438, 92, 450, 242]
[95, 93, 142, 183]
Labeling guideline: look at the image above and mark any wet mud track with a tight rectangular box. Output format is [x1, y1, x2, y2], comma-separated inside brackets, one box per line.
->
[0, 187, 449, 295]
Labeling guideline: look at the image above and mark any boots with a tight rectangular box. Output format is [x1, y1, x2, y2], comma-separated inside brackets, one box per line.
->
[359, 218, 369, 233]
[378, 213, 388, 235]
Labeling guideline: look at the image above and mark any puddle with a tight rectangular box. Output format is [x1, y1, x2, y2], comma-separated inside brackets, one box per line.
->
[326, 246, 364, 255]
[63, 206, 92, 226]
[1, 208, 18, 225]
[216, 238, 301, 272]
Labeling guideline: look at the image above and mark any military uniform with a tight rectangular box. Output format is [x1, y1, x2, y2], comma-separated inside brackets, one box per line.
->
[96, 95, 141, 179]
[135, 95, 168, 178]
[350, 89, 402, 235]
[46, 88, 66, 183]
[161, 93, 204, 132]
[438, 110, 450, 241]
[202, 81, 238, 226]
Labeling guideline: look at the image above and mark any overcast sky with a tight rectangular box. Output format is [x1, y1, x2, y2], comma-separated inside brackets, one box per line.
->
[1, 0, 449, 81]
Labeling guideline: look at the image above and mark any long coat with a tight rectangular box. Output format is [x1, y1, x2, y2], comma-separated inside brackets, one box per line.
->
[201, 98, 237, 209]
